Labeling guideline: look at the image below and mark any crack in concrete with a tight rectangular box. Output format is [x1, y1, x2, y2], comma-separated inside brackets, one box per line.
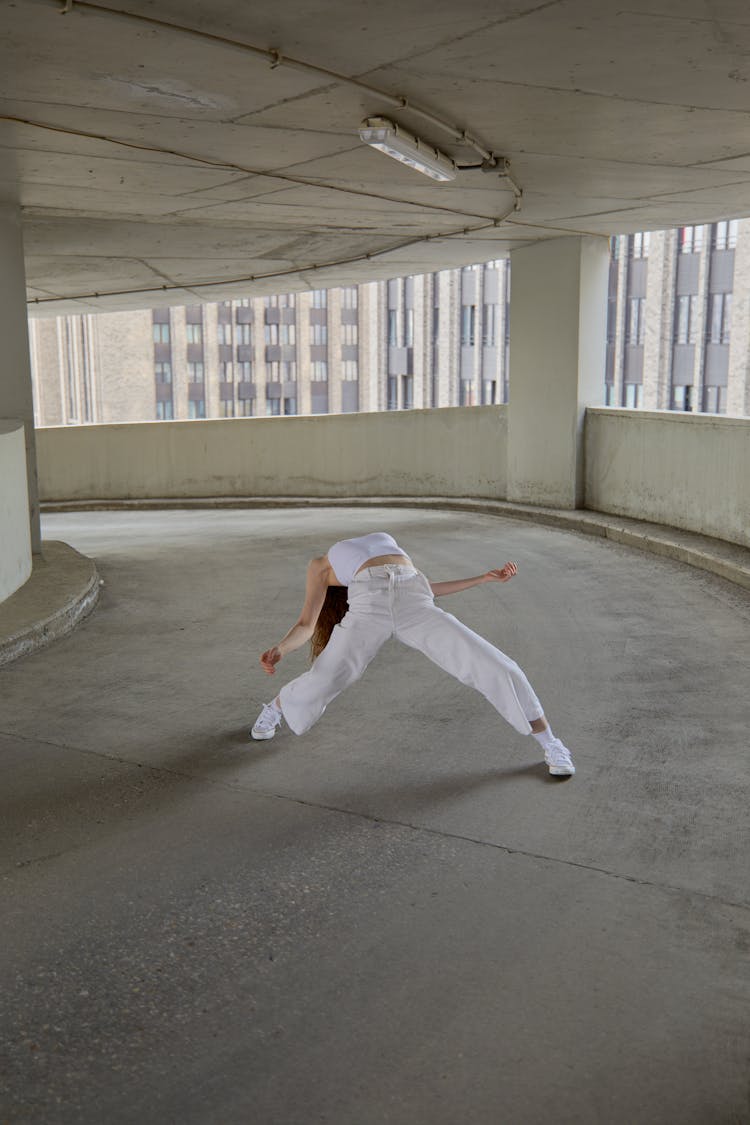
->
[2, 729, 747, 914]
[619, 7, 750, 31]
[228, 0, 569, 123]
[356, 0, 570, 78]
[376, 67, 750, 117]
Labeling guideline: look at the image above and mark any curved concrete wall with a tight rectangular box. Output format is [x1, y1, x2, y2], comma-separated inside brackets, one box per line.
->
[35, 407, 750, 550]
[0, 421, 32, 601]
[36, 407, 508, 502]
[586, 409, 750, 548]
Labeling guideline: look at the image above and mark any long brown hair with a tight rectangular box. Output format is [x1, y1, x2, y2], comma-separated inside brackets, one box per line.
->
[310, 586, 348, 661]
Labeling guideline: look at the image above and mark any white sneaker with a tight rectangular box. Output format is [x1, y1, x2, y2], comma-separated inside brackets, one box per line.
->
[251, 701, 282, 741]
[544, 739, 576, 776]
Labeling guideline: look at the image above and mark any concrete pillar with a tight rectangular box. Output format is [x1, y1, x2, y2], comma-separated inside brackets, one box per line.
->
[0, 202, 40, 551]
[507, 235, 609, 509]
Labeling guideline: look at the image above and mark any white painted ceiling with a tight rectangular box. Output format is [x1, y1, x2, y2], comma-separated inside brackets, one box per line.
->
[3, 0, 750, 314]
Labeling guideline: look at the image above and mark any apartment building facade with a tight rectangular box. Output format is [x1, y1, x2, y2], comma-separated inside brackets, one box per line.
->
[606, 219, 750, 417]
[28, 223, 750, 425]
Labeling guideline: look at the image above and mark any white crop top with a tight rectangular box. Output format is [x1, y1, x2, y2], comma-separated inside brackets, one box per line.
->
[327, 532, 409, 585]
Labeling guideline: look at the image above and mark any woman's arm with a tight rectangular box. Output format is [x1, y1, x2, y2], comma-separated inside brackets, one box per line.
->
[430, 562, 517, 598]
[260, 556, 331, 674]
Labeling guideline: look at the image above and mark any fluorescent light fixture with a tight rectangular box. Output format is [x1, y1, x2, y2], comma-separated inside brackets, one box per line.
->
[359, 117, 457, 182]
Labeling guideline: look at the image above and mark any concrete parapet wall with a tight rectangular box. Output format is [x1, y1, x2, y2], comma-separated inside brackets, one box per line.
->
[36, 407, 508, 502]
[35, 407, 750, 552]
[586, 408, 750, 547]
[0, 421, 32, 601]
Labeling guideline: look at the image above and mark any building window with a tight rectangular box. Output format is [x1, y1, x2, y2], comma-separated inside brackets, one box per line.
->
[281, 360, 297, 382]
[402, 375, 413, 409]
[236, 323, 252, 345]
[311, 323, 328, 346]
[153, 322, 170, 343]
[674, 295, 699, 344]
[671, 385, 693, 411]
[342, 287, 358, 308]
[459, 379, 475, 406]
[265, 323, 279, 345]
[630, 232, 650, 259]
[387, 310, 398, 347]
[266, 398, 281, 416]
[606, 296, 617, 347]
[342, 323, 358, 346]
[312, 290, 327, 308]
[280, 323, 296, 346]
[404, 309, 414, 347]
[187, 362, 204, 382]
[264, 295, 278, 308]
[482, 379, 497, 404]
[712, 220, 738, 250]
[311, 360, 328, 380]
[622, 383, 641, 408]
[386, 376, 398, 410]
[461, 305, 476, 346]
[482, 305, 498, 347]
[266, 361, 280, 381]
[707, 293, 732, 343]
[155, 362, 172, 383]
[283, 397, 297, 415]
[237, 361, 252, 381]
[188, 399, 206, 419]
[604, 384, 616, 406]
[679, 226, 704, 254]
[219, 400, 235, 418]
[186, 323, 203, 344]
[217, 322, 232, 345]
[156, 400, 174, 420]
[341, 360, 358, 380]
[220, 361, 233, 381]
[626, 297, 646, 345]
[238, 400, 254, 416]
[702, 385, 727, 413]
[237, 298, 250, 307]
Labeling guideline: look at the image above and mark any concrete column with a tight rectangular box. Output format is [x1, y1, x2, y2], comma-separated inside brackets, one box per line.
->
[0, 202, 40, 551]
[507, 235, 609, 509]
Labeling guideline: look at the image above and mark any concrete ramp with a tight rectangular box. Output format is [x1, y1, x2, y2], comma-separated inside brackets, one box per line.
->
[1, 507, 748, 1124]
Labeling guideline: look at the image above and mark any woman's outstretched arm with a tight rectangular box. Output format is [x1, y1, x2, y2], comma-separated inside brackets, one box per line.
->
[430, 561, 517, 598]
[260, 556, 331, 674]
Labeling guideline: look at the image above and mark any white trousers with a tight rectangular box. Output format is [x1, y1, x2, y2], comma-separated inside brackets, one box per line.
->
[279, 564, 544, 737]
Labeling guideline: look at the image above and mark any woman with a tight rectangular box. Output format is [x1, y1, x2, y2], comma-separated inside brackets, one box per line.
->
[251, 531, 575, 776]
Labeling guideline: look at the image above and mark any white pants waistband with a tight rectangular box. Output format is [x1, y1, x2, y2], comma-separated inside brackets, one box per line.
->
[350, 563, 418, 582]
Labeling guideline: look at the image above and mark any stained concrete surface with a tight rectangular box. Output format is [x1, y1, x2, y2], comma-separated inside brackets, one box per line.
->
[0, 541, 99, 666]
[1, 507, 749, 1124]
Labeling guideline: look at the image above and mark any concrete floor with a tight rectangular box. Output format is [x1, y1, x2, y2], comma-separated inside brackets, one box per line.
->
[1, 507, 749, 1125]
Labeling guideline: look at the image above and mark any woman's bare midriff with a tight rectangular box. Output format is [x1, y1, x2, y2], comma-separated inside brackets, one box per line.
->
[353, 553, 413, 576]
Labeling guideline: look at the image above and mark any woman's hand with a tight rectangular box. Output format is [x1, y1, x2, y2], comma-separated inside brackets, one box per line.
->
[260, 646, 282, 675]
[484, 562, 517, 583]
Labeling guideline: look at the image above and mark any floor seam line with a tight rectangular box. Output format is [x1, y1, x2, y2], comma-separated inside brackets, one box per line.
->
[3, 731, 747, 912]
[246, 787, 750, 912]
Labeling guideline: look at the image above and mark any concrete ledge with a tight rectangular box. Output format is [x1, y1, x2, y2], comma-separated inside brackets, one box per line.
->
[41, 497, 750, 591]
[0, 541, 100, 667]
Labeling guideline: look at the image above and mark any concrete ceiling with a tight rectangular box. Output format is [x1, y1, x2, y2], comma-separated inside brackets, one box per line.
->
[3, 0, 750, 314]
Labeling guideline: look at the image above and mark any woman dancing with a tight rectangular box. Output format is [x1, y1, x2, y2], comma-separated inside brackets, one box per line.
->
[251, 530, 575, 776]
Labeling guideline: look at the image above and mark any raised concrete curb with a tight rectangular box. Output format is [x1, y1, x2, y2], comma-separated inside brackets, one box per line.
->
[0, 541, 100, 667]
[41, 496, 750, 591]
